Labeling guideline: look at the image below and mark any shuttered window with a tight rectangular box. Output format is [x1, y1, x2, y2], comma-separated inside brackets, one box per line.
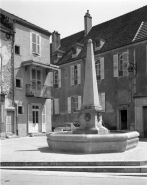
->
[113, 52, 129, 77]
[95, 57, 104, 80]
[68, 96, 81, 113]
[54, 69, 61, 88]
[31, 32, 41, 55]
[70, 64, 81, 85]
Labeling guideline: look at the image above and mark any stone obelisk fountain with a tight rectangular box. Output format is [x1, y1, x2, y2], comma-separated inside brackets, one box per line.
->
[46, 40, 139, 153]
[74, 39, 108, 134]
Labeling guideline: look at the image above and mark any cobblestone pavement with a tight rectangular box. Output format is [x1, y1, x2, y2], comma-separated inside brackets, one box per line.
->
[0, 136, 147, 162]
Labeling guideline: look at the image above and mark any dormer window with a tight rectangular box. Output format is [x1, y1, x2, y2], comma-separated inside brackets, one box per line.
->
[95, 40, 100, 48]
[72, 43, 83, 58]
[72, 47, 77, 54]
[53, 50, 65, 64]
[94, 38, 105, 51]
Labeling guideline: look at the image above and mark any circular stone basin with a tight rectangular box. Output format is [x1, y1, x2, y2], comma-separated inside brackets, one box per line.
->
[46, 131, 139, 153]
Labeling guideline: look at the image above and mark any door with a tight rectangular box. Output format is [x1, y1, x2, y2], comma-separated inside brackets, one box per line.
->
[6, 111, 14, 133]
[32, 105, 39, 132]
[120, 110, 127, 130]
[143, 106, 147, 138]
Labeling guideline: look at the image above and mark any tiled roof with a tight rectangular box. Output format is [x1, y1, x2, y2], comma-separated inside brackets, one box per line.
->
[56, 5, 147, 65]
[0, 8, 51, 36]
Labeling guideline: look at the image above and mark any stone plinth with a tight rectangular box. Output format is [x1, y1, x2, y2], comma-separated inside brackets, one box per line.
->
[47, 131, 139, 153]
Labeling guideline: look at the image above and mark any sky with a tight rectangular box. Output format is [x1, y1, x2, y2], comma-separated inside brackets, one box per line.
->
[1, 0, 147, 40]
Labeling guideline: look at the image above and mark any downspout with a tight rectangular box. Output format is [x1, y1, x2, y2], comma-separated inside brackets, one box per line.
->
[11, 18, 18, 136]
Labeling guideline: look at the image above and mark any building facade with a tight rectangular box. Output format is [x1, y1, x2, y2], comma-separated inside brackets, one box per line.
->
[51, 7, 147, 137]
[0, 9, 58, 137]
[0, 10, 15, 138]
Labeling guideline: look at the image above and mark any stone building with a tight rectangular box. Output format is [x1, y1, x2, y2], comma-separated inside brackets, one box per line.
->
[0, 10, 15, 138]
[51, 6, 147, 137]
[0, 9, 58, 137]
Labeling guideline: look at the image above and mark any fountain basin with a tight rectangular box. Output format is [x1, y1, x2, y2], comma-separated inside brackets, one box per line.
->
[46, 131, 139, 153]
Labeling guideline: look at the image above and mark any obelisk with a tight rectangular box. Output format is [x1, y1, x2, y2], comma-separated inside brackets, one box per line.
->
[74, 39, 108, 134]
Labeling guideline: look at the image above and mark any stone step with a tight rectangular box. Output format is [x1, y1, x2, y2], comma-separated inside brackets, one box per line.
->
[1, 165, 147, 173]
[1, 161, 147, 167]
[6, 134, 18, 139]
[29, 132, 46, 137]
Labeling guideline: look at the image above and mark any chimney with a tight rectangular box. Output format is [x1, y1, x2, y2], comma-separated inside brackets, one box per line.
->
[84, 10, 92, 36]
[52, 31, 60, 53]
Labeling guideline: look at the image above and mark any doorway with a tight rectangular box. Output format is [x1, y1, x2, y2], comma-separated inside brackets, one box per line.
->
[6, 111, 14, 133]
[143, 106, 147, 138]
[120, 110, 127, 130]
[32, 105, 39, 132]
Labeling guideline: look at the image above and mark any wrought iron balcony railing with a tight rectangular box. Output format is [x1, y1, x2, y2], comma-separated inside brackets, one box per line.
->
[26, 84, 52, 99]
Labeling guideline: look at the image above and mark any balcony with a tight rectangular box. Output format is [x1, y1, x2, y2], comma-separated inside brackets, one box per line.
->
[26, 84, 52, 99]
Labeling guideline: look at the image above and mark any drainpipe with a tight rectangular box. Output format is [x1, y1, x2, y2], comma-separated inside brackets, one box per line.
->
[11, 19, 18, 136]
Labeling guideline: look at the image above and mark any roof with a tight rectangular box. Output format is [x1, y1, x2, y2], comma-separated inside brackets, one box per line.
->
[0, 8, 51, 36]
[55, 5, 147, 65]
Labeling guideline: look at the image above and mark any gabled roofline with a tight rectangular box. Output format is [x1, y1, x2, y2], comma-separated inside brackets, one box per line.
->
[0, 8, 51, 36]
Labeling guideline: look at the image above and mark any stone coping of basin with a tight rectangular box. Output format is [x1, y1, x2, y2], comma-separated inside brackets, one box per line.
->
[46, 131, 139, 142]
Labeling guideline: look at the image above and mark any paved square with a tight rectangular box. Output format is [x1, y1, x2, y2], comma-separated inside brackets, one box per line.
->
[0, 136, 147, 162]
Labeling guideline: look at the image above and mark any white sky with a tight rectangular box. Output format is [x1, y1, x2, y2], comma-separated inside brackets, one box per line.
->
[1, 0, 147, 39]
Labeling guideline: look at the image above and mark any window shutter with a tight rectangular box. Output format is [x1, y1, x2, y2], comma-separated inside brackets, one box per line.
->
[77, 64, 81, 84]
[70, 66, 74, 85]
[54, 99, 59, 114]
[68, 97, 71, 113]
[123, 52, 129, 76]
[49, 72, 53, 86]
[0, 57, 2, 88]
[51, 100, 53, 115]
[58, 69, 61, 88]
[113, 54, 118, 77]
[100, 57, 104, 79]
[32, 33, 36, 53]
[101, 93, 105, 111]
[99, 93, 102, 107]
[42, 105, 46, 132]
[78, 96, 82, 110]
[28, 104, 33, 133]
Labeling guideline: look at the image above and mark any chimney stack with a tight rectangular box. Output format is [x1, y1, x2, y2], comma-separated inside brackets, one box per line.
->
[84, 10, 92, 36]
[52, 31, 60, 53]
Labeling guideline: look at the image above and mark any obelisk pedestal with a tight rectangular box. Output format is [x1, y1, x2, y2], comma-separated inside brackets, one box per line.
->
[73, 39, 108, 134]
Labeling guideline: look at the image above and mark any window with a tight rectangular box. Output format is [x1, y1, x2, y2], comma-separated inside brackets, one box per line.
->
[113, 51, 129, 77]
[95, 59, 101, 80]
[72, 96, 78, 113]
[95, 40, 100, 48]
[16, 78, 23, 89]
[15, 45, 20, 55]
[31, 32, 41, 55]
[95, 57, 104, 80]
[18, 105, 24, 115]
[53, 69, 61, 88]
[67, 96, 81, 114]
[71, 64, 81, 85]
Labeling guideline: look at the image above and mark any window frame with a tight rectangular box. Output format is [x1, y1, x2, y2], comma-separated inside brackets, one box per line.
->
[17, 105, 24, 115]
[31, 31, 41, 56]
[54, 70, 59, 88]
[71, 96, 78, 113]
[15, 77, 23, 89]
[118, 51, 129, 77]
[15, 45, 20, 55]
[95, 59, 101, 81]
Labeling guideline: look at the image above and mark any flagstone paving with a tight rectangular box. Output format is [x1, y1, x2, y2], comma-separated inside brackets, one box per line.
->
[0, 136, 147, 163]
